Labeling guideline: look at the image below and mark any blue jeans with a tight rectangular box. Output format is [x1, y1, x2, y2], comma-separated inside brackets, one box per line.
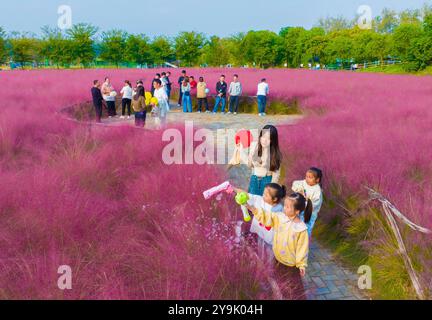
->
[182, 94, 192, 112]
[257, 95, 267, 114]
[213, 96, 226, 113]
[248, 175, 273, 196]
[229, 96, 240, 113]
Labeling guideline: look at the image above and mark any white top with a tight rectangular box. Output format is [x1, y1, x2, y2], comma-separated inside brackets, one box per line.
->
[120, 85, 133, 99]
[292, 180, 323, 218]
[101, 82, 116, 101]
[154, 87, 168, 102]
[257, 82, 269, 96]
[247, 194, 283, 244]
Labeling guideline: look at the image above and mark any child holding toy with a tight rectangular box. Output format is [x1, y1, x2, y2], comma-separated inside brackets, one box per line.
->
[292, 167, 323, 237]
[234, 183, 285, 263]
[246, 192, 311, 299]
[248, 125, 282, 196]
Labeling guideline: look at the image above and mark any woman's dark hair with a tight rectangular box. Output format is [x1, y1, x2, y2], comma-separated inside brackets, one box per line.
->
[308, 167, 323, 187]
[266, 183, 286, 202]
[93, 80, 99, 85]
[288, 193, 313, 223]
[161, 72, 166, 76]
[199, 77, 204, 82]
[133, 86, 145, 100]
[125, 80, 131, 87]
[153, 79, 162, 86]
[258, 125, 282, 172]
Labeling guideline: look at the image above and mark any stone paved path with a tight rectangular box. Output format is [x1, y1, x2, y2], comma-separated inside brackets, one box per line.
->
[103, 104, 369, 300]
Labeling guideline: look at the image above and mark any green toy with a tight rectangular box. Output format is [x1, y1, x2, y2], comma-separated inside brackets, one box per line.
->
[235, 192, 251, 222]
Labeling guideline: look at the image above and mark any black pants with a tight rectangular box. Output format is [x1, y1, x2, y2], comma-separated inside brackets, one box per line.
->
[274, 262, 306, 300]
[106, 100, 116, 116]
[229, 96, 240, 113]
[122, 98, 132, 116]
[178, 89, 183, 105]
[134, 110, 146, 127]
[94, 103, 102, 123]
[197, 98, 209, 112]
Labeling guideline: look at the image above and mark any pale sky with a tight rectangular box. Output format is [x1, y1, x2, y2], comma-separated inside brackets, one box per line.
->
[0, 0, 430, 37]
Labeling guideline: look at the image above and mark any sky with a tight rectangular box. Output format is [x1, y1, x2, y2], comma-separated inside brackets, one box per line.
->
[0, 0, 430, 37]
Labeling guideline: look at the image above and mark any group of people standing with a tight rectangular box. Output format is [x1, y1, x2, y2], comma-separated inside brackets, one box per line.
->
[90, 70, 271, 125]
[177, 70, 270, 116]
[91, 76, 170, 127]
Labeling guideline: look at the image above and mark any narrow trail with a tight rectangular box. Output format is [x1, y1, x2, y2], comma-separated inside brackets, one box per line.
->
[101, 103, 369, 300]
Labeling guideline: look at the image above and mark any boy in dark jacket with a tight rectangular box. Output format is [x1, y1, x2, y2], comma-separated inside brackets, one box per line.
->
[91, 80, 104, 123]
[212, 75, 228, 114]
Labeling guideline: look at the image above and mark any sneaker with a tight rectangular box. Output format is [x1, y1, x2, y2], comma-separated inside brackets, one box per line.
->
[206, 110, 211, 113]
[262, 113, 267, 116]
[109, 116, 113, 119]
[120, 116, 125, 119]
[234, 112, 237, 115]
[258, 113, 263, 117]
[227, 112, 232, 114]
[127, 116, 131, 120]
[213, 112, 217, 115]
[197, 111, 201, 113]
[177, 104, 181, 107]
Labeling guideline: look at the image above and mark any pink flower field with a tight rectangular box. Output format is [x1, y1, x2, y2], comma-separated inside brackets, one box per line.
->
[0, 68, 431, 299]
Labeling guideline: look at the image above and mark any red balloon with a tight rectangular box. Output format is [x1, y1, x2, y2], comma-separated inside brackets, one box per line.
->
[235, 130, 253, 148]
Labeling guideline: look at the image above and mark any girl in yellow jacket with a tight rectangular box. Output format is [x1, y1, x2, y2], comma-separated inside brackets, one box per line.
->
[246, 192, 311, 277]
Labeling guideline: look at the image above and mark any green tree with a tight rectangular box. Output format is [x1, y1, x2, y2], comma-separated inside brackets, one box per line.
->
[0, 27, 7, 65]
[201, 36, 231, 66]
[317, 16, 352, 33]
[405, 33, 432, 71]
[9, 34, 41, 69]
[240, 30, 284, 68]
[150, 36, 174, 66]
[392, 23, 423, 60]
[67, 23, 98, 67]
[374, 8, 399, 33]
[100, 29, 128, 67]
[40, 26, 73, 68]
[280, 27, 306, 67]
[174, 31, 206, 66]
[126, 34, 151, 67]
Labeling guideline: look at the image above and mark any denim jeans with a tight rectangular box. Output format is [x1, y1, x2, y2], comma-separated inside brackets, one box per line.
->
[248, 175, 273, 196]
[229, 96, 240, 113]
[257, 95, 267, 114]
[213, 96, 226, 113]
[182, 94, 192, 112]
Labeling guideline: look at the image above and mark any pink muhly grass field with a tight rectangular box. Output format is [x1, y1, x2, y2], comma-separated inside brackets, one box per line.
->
[0, 70, 270, 299]
[1, 68, 432, 298]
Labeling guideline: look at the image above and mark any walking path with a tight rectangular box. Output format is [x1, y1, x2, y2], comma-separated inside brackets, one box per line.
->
[102, 104, 369, 300]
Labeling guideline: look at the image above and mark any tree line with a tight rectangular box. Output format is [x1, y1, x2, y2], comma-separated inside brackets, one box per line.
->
[1, 5, 432, 71]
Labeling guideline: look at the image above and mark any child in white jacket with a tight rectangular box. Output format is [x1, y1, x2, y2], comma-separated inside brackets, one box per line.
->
[292, 167, 323, 237]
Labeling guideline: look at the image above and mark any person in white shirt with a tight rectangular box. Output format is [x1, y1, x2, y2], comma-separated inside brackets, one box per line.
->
[233, 183, 286, 263]
[153, 79, 169, 127]
[101, 77, 117, 118]
[120, 80, 133, 119]
[291, 167, 323, 237]
[228, 74, 242, 115]
[257, 78, 269, 116]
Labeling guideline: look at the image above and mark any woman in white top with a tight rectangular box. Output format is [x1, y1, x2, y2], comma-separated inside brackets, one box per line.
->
[153, 79, 169, 127]
[101, 77, 117, 117]
[120, 80, 133, 119]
